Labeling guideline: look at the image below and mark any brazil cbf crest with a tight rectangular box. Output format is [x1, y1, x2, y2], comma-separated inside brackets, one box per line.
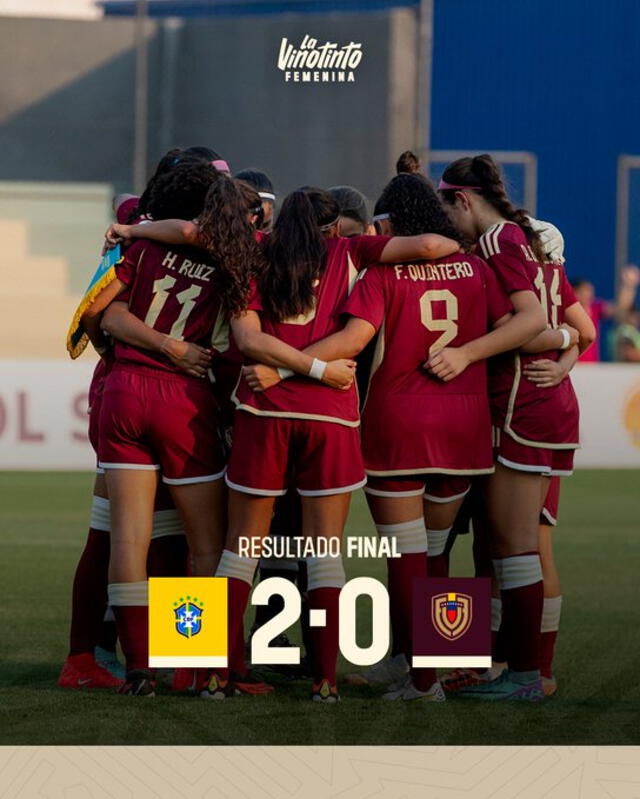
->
[432, 592, 472, 641]
[173, 595, 204, 639]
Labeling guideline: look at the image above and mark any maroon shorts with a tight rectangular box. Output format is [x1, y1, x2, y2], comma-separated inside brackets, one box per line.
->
[98, 365, 225, 484]
[493, 427, 575, 476]
[540, 475, 561, 526]
[226, 411, 365, 496]
[362, 393, 494, 477]
[365, 475, 471, 503]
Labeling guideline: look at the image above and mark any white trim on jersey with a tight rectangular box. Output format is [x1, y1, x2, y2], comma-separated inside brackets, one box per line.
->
[162, 469, 225, 486]
[364, 486, 426, 498]
[297, 478, 367, 497]
[423, 487, 471, 504]
[224, 476, 287, 497]
[497, 455, 551, 474]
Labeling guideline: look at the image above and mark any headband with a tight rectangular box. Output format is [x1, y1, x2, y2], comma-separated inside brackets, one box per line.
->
[212, 159, 230, 173]
[372, 213, 390, 222]
[259, 191, 276, 201]
[437, 179, 481, 191]
[319, 215, 340, 231]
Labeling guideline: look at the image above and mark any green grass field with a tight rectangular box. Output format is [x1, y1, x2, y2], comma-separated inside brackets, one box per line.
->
[1, 470, 638, 746]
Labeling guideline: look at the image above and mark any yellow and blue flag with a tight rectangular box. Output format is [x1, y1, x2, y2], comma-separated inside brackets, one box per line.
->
[66, 244, 122, 359]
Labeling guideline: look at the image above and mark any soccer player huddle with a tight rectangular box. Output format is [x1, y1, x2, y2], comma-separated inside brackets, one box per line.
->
[59, 145, 596, 704]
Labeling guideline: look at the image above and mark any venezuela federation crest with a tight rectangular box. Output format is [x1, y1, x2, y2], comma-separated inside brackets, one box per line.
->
[432, 592, 472, 641]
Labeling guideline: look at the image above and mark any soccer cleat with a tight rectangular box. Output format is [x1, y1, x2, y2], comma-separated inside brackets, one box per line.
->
[200, 672, 234, 700]
[542, 675, 558, 697]
[382, 675, 446, 702]
[311, 679, 340, 703]
[94, 646, 126, 681]
[458, 670, 544, 702]
[345, 653, 409, 687]
[232, 670, 275, 696]
[440, 668, 488, 693]
[118, 670, 156, 697]
[58, 654, 124, 690]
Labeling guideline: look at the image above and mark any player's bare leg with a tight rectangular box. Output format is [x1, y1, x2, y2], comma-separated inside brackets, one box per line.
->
[168, 478, 227, 576]
[301, 493, 351, 703]
[106, 468, 158, 696]
[460, 463, 544, 701]
[201, 489, 276, 699]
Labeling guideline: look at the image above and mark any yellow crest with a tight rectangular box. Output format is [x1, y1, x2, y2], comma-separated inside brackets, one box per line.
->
[432, 592, 472, 641]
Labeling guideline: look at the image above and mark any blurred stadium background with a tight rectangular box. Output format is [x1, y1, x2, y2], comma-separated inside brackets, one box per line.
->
[0, 0, 638, 469]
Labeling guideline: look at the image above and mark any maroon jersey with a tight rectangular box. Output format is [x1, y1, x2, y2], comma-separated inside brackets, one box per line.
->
[478, 221, 579, 448]
[114, 239, 223, 376]
[234, 235, 390, 426]
[343, 254, 511, 475]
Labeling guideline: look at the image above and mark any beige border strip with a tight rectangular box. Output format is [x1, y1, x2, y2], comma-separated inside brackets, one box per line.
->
[0, 746, 639, 798]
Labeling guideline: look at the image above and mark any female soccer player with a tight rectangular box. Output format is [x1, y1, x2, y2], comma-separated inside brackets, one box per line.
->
[58, 147, 224, 691]
[89, 164, 259, 696]
[289, 174, 546, 701]
[214, 187, 461, 702]
[437, 154, 589, 700]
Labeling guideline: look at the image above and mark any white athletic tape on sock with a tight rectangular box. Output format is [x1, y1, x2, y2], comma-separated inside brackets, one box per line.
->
[491, 597, 502, 632]
[103, 606, 115, 622]
[493, 554, 543, 591]
[376, 518, 427, 554]
[108, 581, 148, 607]
[426, 527, 451, 557]
[541, 595, 562, 632]
[306, 555, 346, 591]
[90, 495, 110, 532]
[151, 508, 185, 539]
[216, 549, 258, 586]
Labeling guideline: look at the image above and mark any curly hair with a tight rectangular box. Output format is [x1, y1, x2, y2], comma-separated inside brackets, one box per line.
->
[132, 146, 226, 220]
[440, 154, 545, 263]
[377, 173, 465, 245]
[198, 174, 265, 317]
[260, 187, 339, 323]
[147, 161, 219, 222]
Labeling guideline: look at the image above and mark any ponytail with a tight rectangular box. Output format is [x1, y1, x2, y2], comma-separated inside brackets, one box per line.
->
[260, 188, 339, 322]
[198, 174, 263, 317]
[441, 154, 545, 263]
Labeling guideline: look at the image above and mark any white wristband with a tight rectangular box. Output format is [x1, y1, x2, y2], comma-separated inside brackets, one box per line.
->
[308, 358, 327, 381]
[277, 367, 294, 379]
[559, 328, 571, 350]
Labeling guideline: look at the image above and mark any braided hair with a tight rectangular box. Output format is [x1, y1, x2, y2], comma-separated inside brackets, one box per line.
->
[440, 154, 545, 263]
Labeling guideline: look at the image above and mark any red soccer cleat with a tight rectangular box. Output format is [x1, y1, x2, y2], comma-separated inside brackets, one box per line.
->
[58, 653, 124, 690]
[232, 670, 275, 696]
